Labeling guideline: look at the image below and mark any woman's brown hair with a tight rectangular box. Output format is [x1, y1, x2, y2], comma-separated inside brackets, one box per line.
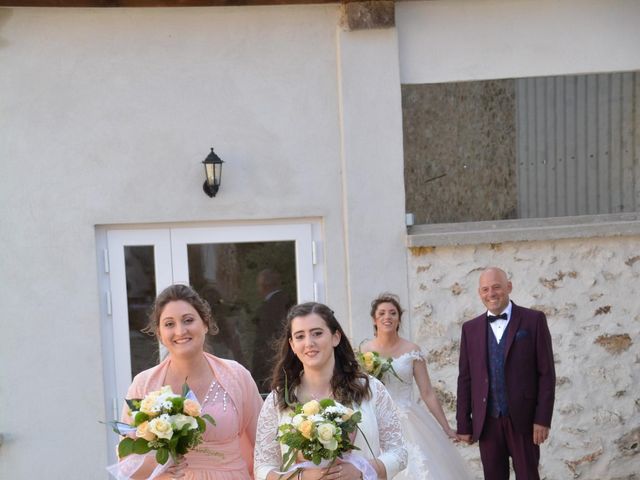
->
[270, 302, 370, 410]
[144, 284, 219, 337]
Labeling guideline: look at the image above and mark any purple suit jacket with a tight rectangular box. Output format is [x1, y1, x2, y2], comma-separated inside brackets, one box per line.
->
[456, 302, 555, 440]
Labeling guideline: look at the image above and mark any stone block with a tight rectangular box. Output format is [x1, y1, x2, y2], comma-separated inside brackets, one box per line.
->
[426, 341, 459, 368]
[565, 448, 603, 477]
[433, 384, 456, 412]
[625, 255, 640, 266]
[615, 427, 640, 457]
[594, 333, 632, 354]
[340, 1, 395, 31]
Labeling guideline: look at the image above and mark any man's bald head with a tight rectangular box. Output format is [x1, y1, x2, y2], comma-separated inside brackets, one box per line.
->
[478, 267, 512, 314]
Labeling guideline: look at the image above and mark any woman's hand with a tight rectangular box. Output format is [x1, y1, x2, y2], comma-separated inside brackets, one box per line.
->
[444, 426, 459, 441]
[300, 460, 363, 480]
[165, 456, 188, 479]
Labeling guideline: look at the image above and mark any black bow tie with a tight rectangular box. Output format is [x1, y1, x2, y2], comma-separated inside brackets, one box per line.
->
[487, 313, 508, 322]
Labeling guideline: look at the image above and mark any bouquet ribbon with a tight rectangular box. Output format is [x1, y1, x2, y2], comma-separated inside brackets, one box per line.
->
[106, 453, 174, 480]
[276, 453, 377, 480]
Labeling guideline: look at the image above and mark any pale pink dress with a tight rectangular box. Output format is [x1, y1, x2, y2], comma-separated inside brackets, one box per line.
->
[121, 353, 263, 480]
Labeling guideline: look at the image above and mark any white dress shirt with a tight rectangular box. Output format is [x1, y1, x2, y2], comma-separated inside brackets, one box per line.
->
[488, 301, 513, 343]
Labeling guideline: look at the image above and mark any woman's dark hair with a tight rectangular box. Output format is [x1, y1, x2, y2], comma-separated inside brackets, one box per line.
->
[144, 284, 219, 337]
[270, 302, 370, 410]
[370, 292, 404, 334]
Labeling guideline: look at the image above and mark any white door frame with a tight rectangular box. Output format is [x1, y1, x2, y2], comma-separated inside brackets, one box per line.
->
[106, 229, 174, 408]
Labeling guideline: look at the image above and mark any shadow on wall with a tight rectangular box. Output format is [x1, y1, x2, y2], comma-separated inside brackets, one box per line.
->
[0, 9, 12, 48]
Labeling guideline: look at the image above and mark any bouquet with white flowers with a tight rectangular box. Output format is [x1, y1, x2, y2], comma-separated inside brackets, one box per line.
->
[106, 384, 215, 479]
[278, 398, 361, 472]
[277, 398, 378, 480]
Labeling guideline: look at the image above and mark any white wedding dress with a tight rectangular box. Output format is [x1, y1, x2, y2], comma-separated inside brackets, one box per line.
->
[386, 351, 474, 480]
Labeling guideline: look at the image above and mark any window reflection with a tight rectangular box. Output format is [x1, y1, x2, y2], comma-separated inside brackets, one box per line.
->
[187, 241, 297, 393]
[124, 246, 158, 377]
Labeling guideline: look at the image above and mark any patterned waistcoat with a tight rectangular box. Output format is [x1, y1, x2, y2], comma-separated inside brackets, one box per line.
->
[487, 326, 509, 417]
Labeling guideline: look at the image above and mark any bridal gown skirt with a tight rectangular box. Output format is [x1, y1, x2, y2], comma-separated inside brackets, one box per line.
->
[394, 404, 474, 480]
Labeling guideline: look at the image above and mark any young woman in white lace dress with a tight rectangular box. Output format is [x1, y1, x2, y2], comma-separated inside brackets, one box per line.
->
[254, 302, 408, 480]
[360, 294, 473, 480]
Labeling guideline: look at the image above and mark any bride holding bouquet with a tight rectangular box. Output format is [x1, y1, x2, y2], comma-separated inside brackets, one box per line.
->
[117, 284, 263, 479]
[360, 293, 473, 480]
[254, 302, 407, 480]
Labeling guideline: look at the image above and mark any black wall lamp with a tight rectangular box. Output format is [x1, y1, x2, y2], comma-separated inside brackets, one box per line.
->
[202, 147, 224, 197]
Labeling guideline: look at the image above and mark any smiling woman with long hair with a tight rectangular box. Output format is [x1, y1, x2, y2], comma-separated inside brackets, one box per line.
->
[254, 302, 407, 480]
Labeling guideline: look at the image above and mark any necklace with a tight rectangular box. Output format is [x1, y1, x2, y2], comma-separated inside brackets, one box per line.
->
[302, 385, 333, 401]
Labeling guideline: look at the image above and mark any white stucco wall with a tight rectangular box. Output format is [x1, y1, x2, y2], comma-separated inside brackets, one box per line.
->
[397, 0, 640, 84]
[337, 26, 410, 341]
[2, 0, 640, 478]
[407, 236, 640, 479]
[0, 5, 410, 477]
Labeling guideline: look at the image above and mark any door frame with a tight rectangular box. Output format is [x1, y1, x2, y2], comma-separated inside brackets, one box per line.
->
[97, 219, 323, 464]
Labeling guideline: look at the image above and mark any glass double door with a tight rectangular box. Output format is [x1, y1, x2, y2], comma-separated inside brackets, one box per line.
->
[106, 223, 319, 412]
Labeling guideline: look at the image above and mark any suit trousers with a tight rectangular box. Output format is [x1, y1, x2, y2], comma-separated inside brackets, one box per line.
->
[479, 415, 540, 480]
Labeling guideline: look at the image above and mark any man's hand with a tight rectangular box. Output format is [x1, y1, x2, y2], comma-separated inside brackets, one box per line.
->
[457, 433, 474, 444]
[533, 424, 550, 445]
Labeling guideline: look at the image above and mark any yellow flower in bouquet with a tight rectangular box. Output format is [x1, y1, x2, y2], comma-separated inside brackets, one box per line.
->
[183, 399, 202, 417]
[301, 399, 321, 415]
[298, 419, 315, 440]
[362, 352, 375, 371]
[135, 421, 156, 442]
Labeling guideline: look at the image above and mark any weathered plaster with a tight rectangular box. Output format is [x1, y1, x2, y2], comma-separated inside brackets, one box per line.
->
[402, 79, 517, 225]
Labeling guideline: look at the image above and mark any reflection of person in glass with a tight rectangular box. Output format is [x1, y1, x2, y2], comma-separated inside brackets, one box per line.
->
[252, 269, 292, 391]
[199, 282, 247, 367]
[120, 284, 263, 479]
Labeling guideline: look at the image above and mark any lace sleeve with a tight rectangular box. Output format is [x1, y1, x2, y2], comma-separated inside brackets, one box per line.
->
[408, 349, 426, 363]
[372, 378, 408, 478]
[254, 392, 283, 480]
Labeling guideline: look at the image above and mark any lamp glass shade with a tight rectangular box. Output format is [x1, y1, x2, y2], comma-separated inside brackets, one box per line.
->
[204, 163, 216, 186]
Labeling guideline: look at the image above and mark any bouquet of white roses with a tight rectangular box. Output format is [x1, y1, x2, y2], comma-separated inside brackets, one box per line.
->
[355, 350, 403, 384]
[106, 384, 215, 479]
[278, 399, 361, 472]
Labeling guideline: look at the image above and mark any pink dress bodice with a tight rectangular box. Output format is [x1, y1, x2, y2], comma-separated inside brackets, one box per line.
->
[178, 379, 250, 479]
[201, 379, 240, 442]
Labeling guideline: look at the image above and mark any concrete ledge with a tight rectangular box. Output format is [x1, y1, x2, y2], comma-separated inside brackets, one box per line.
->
[407, 213, 640, 247]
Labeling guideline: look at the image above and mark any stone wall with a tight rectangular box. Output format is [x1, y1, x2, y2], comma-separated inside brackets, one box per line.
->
[406, 235, 640, 479]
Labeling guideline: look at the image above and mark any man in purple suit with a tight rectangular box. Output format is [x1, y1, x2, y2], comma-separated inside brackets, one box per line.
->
[456, 267, 555, 479]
